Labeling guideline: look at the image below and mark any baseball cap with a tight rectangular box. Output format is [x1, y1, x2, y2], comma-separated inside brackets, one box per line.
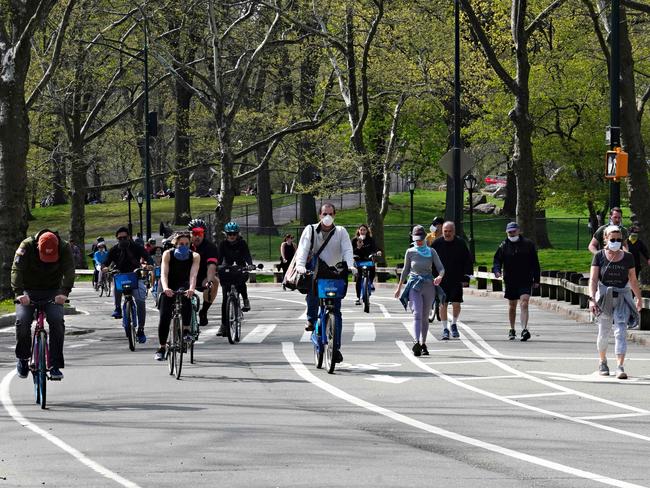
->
[38, 232, 59, 263]
[506, 222, 519, 232]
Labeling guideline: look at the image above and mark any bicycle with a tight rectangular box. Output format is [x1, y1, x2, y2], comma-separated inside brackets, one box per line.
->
[218, 263, 262, 345]
[14, 298, 69, 409]
[311, 275, 347, 374]
[166, 289, 200, 379]
[114, 269, 146, 351]
[151, 266, 161, 302]
[97, 268, 111, 297]
[355, 252, 379, 314]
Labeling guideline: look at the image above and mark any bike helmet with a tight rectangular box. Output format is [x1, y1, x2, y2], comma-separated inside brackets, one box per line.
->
[432, 216, 444, 226]
[187, 218, 207, 231]
[148, 238, 156, 244]
[224, 221, 240, 233]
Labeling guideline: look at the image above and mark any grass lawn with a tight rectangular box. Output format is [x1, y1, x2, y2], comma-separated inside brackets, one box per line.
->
[0, 299, 14, 315]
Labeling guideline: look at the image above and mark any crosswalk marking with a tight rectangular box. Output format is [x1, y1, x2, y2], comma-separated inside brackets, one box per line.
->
[352, 322, 375, 342]
[241, 324, 276, 343]
[300, 330, 311, 342]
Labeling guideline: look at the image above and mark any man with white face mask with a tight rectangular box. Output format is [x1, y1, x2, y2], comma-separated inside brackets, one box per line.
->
[492, 222, 540, 341]
[294, 204, 355, 362]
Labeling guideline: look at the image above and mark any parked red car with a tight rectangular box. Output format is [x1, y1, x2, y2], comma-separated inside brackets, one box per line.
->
[484, 175, 507, 186]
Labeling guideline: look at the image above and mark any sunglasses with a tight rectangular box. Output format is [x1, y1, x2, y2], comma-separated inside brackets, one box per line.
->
[609, 238, 623, 243]
[117, 236, 129, 241]
[226, 232, 238, 236]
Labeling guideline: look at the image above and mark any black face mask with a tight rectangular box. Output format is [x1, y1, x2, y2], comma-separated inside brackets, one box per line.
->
[118, 239, 129, 249]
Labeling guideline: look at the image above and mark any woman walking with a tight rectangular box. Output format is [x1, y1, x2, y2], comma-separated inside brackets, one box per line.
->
[279, 234, 296, 280]
[394, 225, 444, 356]
[589, 225, 641, 379]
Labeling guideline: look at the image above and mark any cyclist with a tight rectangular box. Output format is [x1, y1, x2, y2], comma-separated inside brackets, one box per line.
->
[144, 238, 156, 255]
[294, 203, 355, 362]
[217, 221, 253, 336]
[102, 226, 153, 342]
[93, 242, 109, 290]
[188, 218, 220, 327]
[89, 236, 105, 286]
[12, 230, 75, 380]
[154, 232, 200, 361]
[351, 224, 381, 305]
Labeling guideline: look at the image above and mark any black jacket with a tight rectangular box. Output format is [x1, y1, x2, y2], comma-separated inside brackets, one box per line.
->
[492, 236, 540, 285]
[351, 236, 378, 261]
[218, 238, 252, 267]
[105, 240, 153, 273]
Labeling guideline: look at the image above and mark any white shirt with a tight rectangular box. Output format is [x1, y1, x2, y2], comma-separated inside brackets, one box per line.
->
[295, 223, 354, 269]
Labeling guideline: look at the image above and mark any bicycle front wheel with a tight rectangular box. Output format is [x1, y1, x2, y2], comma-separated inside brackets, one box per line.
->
[125, 300, 136, 351]
[324, 313, 337, 374]
[227, 295, 238, 345]
[37, 331, 47, 409]
[106, 279, 112, 297]
[168, 316, 179, 375]
[176, 326, 184, 380]
[362, 277, 370, 313]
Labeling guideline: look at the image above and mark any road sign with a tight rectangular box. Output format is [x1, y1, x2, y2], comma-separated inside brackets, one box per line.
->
[438, 148, 475, 177]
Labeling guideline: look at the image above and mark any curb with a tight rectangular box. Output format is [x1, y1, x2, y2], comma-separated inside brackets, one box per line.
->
[0, 305, 80, 329]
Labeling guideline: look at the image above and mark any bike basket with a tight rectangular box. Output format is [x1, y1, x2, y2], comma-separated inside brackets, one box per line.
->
[154, 267, 161, 278]
[356, 260, 374, 268]
[114, 272, 138, 292]
[317, 279, 347, 299]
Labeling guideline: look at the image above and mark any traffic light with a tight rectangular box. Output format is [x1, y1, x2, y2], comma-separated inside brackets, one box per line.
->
[605, 147, 628, 180]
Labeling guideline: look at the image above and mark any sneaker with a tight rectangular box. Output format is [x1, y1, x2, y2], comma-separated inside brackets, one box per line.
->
[508, 329, 516, 340]
[450, 323, 460, 338]
[304, 322, 315, 332]
[334, 350, 343, 363]
[441, 328, 450, 341]
[616, 366, 628, 379]
[412, 342, 422, 357]
[598, 361, 610, 376]
[370, 284, 375, 292]
[242, 299, 251, 312]
[183, 329, 193, 342]
[355, 299, 361, 306]
[199, 310, 208, 327]
[16, 359, 29, 378]
[111, 309, 122, 319]
[154, 348, 165, 361]
[137, 328, 146, 344]
[520, 328, 531, 342]
[421, 344, 429, 356]
[49, 368, 63, 380]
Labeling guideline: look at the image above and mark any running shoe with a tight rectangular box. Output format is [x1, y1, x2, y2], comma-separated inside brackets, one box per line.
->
[598, 361, 610, 376]
[450, 324, 460, 338]
[355, 299, 361, 306]
[441, 328, 450, 341]
[154, 348, 165, 361]
[334, 350, 343, 363]
[137, 328, 146, 344]
[111, 309, 122, 319]
[242, 299, 251, 312]
[199, 310, 208, 327]
[520, 328, 531, 342]
[508, 329, 516, 340]
[412, 342, 422, 356]
[616, 366, 627, 379]
[304, 322, 315, 332]
[49, 368, 63, 380]
[16, 359, 28, 378]
[421, 344, 429, 356]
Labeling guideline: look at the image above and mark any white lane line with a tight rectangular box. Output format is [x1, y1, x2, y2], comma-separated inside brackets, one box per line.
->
[401, 322, 437, 343]
[74, 308, 90, 315]
[352, 323, 375, 342]
[377, 302, 391, 318]
[194, 326, 220, 344]
[578, 413, 650, 421]
[241, 324, 276, 343]
[283, 342, 645, 488]
[0, 327, 16, 333]
[300, 331, 312, 343]
[425, 348, 467, 353]
[503, 392, 573, 400]
[457, 322, 650, 415]
[0, 371, 142, 488]
[456, 375, 520, 382]
[456, 322, 502, 357]
[397, 341, 650, 443]
[421, 359, 489, 365]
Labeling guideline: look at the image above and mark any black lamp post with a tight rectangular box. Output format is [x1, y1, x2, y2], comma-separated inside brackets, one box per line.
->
[126, 188, 134, 236]
[136, 192, 144, 239]
[464, 174, 478, 257]
[407, 171, 416, 230]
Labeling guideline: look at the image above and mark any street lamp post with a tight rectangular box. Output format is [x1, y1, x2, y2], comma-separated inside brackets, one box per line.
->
[464, 174, 478, 257]
[136, 192, 144, 239]
[126, 188, 134, 236]
[407, 172, 416, 231]
[609, 0, 621, 210]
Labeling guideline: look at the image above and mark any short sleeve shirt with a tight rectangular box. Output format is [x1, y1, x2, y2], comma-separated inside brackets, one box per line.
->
[592, 250, 634, 287]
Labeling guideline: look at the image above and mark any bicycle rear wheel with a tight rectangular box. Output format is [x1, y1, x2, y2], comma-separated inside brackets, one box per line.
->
[36, 331, 47, 409]
[227, 295, 238, 345]
[106, 278, 112, 297]
[324, 313, 337, 374]
[125, 300, 136, 351]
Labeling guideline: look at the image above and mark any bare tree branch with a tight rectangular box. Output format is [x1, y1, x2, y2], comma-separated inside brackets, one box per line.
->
[526, 0, 568, 36]
[581, 0, 611, 69]
[380, 93, 407, 217]
[622, 0, 650, 14]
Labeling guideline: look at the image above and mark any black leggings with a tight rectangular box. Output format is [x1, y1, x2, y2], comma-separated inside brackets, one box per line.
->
[355, 267, 376, 298]
[158, 294, 192, 345]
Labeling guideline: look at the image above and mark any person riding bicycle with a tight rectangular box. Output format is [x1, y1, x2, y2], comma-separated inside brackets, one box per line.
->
[144, 238, 156, 255]
[154, 232, 200, 361]
[102, 227, 153, 342]
[351, 224, 381, 306]
[294, 203, 355, 362]
[217, 221, 253, 336]
[93, 242, 108, 290]
[188, 218, 220, 327]
[12, 230, 75, 380]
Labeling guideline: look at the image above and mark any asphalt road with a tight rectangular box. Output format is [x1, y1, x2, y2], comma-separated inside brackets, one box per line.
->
[1, 283, 650, 488]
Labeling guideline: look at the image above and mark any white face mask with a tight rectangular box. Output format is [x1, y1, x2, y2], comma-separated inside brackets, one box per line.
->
[430, 225, 436, 233]
[321, 215, 334, 226]
[508, 235, 519, 242]
[607, 241, 622, 251]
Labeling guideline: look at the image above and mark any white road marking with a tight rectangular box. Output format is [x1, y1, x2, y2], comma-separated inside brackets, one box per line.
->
[456, 375, 520, 382]
[377, 303, 391, 318]
[300, 331, 312, 343]
[397, 341, 650, 442]
[401, 321, 437, 343]
[353, 322, 375, 342]
[0, 327, 16, 333]
[194, 326, 220, 344]
[421, 359, 489, 365]
[366, 374, 410, 384]
[578, 412, 650, 421]
[503, 391, 573, 400]
[241, 324, 276, 343]
[283, 342, 645, 488]
[0, 371, 142, 488]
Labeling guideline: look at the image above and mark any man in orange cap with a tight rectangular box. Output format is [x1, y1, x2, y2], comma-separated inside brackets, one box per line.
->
[12, 230, 75, 380]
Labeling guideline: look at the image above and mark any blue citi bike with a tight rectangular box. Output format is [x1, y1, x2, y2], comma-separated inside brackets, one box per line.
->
[113, 268, 147, 351]
[355, 252, 379, 314]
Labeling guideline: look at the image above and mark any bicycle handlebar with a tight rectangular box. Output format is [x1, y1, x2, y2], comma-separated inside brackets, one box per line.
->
[14, 298, 70, 305]
[217, 263, 262, 272]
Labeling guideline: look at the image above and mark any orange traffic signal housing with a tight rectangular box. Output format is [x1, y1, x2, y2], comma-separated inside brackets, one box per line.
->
[605, 148, 628, 180]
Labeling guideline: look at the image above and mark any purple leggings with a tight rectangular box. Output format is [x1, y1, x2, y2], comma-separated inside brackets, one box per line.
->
[409, 281, 436, 343]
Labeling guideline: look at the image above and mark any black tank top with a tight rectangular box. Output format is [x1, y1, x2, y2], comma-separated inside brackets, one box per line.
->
[167, 251, 193, 290]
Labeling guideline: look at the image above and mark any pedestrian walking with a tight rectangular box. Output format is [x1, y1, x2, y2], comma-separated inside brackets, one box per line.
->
[432, 221, 473, 340]
[279, 234, 296, 280]
[492, 222, 540, 341]
[426, 216, 445, 246]
[626, 225, 650, 279]
[588, 207, 628, 254]
[394, 225, 444, 356]
[589, 225, 641, 379]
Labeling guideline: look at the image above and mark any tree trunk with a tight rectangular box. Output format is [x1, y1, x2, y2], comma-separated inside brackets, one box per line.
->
[255, 147, 278, 235]
[194, 163, 213, 197]
[52, 150, 68, 204]
[503, 168, 517, 217]
[173, 78, 192, 225]
[68, 143, 88, 256]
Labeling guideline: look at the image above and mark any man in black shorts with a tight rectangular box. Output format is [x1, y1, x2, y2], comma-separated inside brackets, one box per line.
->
[188, 219, 220, 327]
[492, 222, 540, 341]
[432, 221, 473, 340]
